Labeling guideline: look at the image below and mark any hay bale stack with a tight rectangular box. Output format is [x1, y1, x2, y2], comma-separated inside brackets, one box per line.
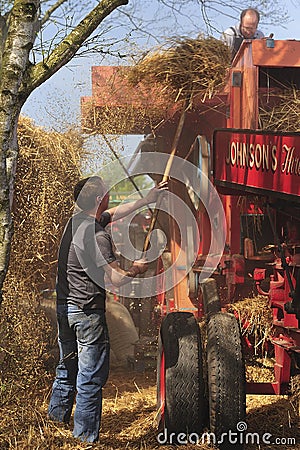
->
[89, 104, 165, 135]
[127, 36, 231, 105]
[7, 116, 85, 291]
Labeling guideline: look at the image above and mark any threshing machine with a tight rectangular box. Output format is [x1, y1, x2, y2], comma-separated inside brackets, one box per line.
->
[81, 38, 300, 447]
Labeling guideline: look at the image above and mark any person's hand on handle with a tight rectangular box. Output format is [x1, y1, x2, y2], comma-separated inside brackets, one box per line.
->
[145, 180, 168, 204]
[132, 257, 148, 274]
[126, 257, 148, 277]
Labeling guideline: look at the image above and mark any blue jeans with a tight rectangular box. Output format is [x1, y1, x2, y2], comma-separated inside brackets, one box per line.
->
[48, 304, 110, 443]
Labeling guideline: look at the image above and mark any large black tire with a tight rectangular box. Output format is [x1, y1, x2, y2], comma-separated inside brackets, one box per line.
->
[157, 312, 208, 444]
[207, 312, 246, 449]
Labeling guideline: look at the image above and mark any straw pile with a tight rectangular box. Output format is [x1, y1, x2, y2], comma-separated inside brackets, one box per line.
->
[228, 295, 274, 356]
[290, 374, 300, 416]
[259, 87, 300, 132]
[1, 364, 298, 449]
[88, 104, 165, 136]
[227, 295, 275, 383]
[83, 36, 230, 135]
[127, 36, 231, 106]
[9, 116, 84, 290]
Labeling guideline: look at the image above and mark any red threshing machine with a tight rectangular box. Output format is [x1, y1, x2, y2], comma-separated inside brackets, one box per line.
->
[81, 38, 300, 446]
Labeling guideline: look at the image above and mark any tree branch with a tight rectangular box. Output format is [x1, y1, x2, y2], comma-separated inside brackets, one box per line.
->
[22, 0, 129, 95]
[40, 0, 69, 27]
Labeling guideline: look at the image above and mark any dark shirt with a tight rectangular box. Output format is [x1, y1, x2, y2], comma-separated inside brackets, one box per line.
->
[56, 211, 116, 309]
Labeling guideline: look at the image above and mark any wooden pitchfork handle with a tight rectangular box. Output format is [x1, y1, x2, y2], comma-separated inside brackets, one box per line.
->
[142, 106, 188, 254]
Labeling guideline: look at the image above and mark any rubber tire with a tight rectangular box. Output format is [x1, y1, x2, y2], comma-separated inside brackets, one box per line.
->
[207, 312, 246, 449]
[157, 312, 208, 444]
[201, 277, 221, 315]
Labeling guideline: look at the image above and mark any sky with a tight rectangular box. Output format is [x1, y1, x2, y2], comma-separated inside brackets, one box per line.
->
[21, 0, 300, 138]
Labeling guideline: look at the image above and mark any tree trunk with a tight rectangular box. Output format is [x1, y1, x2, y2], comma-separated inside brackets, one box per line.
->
[0, 2, 39, 298]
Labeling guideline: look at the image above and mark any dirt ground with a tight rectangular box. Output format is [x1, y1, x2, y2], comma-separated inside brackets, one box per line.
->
[26, 368, 298, 450]
[0, 292, 299, 450]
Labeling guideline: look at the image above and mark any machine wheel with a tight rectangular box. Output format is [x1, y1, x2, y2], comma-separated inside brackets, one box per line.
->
[201, 277, 221, 315]
[207, 312, 246, 449]
[157, 312, 207, 443]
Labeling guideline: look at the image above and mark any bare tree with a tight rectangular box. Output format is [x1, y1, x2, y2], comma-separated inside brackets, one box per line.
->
[0, 0, 128, 297]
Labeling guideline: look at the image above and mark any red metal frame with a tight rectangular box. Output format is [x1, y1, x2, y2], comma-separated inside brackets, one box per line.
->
[81, 39, 300, 396]
[251, 264, 300, 394]
[213, 129, 300, 203]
